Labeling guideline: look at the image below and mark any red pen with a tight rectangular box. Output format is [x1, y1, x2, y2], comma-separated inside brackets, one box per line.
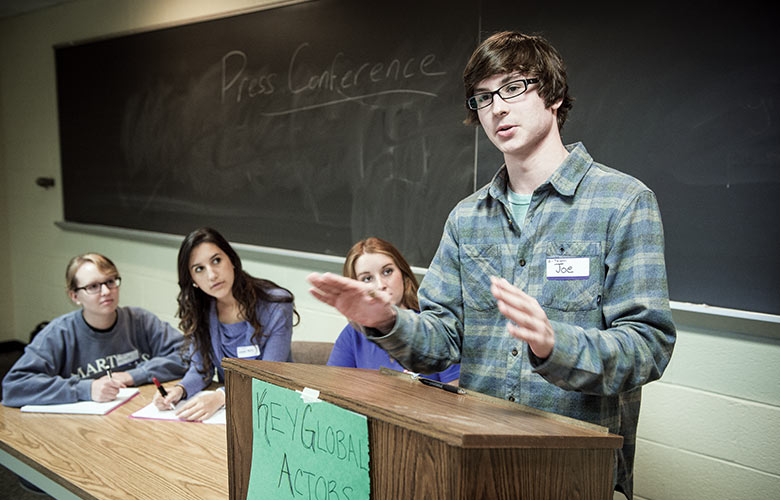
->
[153, 377, 176, 411]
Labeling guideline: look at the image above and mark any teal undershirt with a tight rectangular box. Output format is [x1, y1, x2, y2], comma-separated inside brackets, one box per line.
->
[506, 188, 532, 230]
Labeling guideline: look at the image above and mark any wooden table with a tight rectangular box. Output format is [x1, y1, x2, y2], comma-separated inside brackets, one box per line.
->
[0, 382, 227, 499]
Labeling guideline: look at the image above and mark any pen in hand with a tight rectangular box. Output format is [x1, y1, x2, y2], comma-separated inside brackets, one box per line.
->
[99, 368, 123, 402]
[418, 377, 466, 395]
[153, 377, 176, 411]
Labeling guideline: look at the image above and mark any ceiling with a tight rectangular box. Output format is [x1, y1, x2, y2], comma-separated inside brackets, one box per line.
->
[0, 0, 75, 19]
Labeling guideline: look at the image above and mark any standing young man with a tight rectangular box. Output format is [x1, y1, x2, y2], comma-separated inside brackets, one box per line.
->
[308, 31, 676, 499]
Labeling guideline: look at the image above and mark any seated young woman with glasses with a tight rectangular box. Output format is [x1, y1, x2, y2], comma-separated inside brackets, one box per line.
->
[1, 253, 187, 407]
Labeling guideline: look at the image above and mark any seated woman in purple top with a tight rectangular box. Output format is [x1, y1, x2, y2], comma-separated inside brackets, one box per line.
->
[153, 227, 299, 421]
[327, 238, 459, 384]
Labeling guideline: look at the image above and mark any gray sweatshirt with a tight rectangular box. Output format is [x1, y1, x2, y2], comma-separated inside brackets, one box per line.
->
[2, 306, 186, 407]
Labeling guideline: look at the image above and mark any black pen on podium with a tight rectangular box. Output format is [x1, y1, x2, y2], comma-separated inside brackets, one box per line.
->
[417, 376, 466, 395]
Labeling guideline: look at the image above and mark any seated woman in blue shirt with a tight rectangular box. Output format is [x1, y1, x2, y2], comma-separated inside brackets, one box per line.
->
[327, 237, 459, 383]
[154, 227, 298, 420]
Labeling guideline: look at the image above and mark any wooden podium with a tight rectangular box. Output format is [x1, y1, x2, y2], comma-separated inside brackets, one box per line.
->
[224, 359, 622, 500]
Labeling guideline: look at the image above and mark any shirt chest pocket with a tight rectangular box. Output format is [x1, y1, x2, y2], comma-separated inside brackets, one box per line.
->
[460, 244, 502, 311]
[540, 241, 603, 312]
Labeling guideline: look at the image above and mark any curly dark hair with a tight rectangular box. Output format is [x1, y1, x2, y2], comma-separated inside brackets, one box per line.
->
[176, 227, 299, 384]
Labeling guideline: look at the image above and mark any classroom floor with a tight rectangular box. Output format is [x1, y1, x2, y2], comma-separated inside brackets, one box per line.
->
[0, 466, 54, 498]
[0, 341, 53, 498]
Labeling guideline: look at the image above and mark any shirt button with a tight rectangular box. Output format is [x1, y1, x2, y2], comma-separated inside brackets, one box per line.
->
[519, 259, 526, 266]
[508, 396, 515, 402]
[511, 348, 518, 356]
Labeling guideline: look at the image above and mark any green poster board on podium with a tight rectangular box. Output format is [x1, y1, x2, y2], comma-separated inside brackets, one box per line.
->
[246, 379, 370, 499]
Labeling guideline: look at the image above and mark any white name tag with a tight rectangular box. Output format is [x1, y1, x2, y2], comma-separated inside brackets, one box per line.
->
[237, 344, 261, 358]
[115, 349, 140, 365]
[546, 257, 590, 280]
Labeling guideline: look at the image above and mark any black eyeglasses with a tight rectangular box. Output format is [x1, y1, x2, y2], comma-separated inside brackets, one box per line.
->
[75, 277, 121, 295]
[466, 78, 540, 110]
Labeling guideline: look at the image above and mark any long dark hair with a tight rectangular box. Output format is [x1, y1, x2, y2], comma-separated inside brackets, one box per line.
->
[176, 227, 299, 381]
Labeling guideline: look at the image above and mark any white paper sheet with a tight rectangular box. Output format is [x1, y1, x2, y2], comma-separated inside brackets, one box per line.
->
[20, 388, 140, 415]
[129, 390, 226, 424]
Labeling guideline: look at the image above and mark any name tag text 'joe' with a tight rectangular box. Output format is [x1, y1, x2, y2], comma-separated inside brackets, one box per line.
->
[546, 257, 589, 280]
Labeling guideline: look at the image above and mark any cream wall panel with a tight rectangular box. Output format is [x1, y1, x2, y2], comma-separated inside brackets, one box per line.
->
[292, 307, 347, 343]
[634, 439, 780, 500]
[661, 325, 780, 406]
[640, 381, 780, 476]
[133, 275, 180, 324]
[614, 493, 648, 500]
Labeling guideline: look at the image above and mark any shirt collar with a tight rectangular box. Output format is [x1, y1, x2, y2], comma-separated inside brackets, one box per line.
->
[481, 142, 593, 201]
[482, 166, 509, 202]
[547, 142, 592, 196]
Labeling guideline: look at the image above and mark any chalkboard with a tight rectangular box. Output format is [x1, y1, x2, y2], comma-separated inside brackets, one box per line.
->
[57, 0, 780, 315]
[56, 0, 479, 268]
[478, 2, 780, 316]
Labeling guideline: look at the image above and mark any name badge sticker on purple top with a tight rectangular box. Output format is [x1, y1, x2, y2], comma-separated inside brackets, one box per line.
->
[546, 257, 590, 280]
[237, 345, 261, 358]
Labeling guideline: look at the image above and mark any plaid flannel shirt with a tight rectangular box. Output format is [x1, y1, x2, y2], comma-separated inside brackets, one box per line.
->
[370, 142, 676, 498]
